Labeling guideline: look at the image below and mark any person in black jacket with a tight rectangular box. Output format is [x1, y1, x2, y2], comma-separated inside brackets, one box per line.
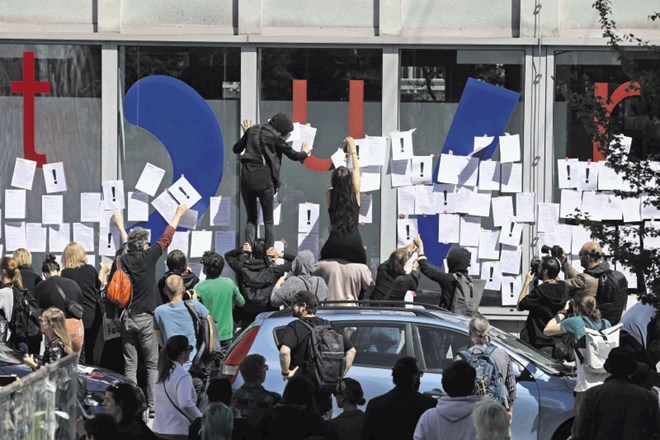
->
[12, 248, 41, 292]
[234, 113, 311, 248]
[517, 256, 569, 355]
[225, 239, 294, 328]
[414, 236, 472, 310]
[156, 249, 199, 304]
[372, 240, 420, 303]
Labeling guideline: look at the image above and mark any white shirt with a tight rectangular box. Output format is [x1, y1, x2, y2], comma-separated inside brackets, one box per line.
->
[152, 361, 202, 436]
[0, 287, 14, 340]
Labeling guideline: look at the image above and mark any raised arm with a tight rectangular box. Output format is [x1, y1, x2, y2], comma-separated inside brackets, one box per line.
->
[346, 137, 361, 206]
[516, 272, 535, 311]
[112, 210, 128, 246]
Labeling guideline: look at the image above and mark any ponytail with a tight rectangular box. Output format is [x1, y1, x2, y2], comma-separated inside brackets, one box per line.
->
[1, 257, 23, 289]
[157, 335, 190, 384]
[573, 291, 602, 323]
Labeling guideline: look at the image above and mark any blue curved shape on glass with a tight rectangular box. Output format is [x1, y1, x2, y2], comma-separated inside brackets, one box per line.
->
[123, 75, 224, 233]
[418, 78, 521, 265]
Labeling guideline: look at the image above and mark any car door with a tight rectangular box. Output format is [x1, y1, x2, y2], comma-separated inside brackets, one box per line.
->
[412, 323, 542, 440]
[332, 321, 412, 409]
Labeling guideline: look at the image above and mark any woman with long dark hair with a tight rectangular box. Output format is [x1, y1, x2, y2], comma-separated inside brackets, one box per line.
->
[0, 257, 22, 344]
[153, 335, 201, 440]
[320, 137, 366, 264]
[544, 291, 612, 439]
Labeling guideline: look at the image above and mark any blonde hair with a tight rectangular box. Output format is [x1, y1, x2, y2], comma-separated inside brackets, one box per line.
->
[61, 242, 88, 269]
[12, 248, 32, 267]
[41, 307, 72, 355]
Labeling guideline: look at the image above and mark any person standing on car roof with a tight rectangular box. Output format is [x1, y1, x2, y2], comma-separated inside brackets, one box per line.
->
[278, 290, 356, 420]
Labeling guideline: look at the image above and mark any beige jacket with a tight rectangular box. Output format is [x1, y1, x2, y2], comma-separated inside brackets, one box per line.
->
[562, 262, 598, 296]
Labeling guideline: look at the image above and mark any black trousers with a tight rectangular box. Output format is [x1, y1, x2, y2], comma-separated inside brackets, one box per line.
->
[241, 184, 275, 248]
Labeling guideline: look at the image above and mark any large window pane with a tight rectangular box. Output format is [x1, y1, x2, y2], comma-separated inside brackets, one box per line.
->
[0, 44, 101, 267]
[119, 46, 240, 273]
[259, 48, 382, 266]
[400, 49, 525, 306]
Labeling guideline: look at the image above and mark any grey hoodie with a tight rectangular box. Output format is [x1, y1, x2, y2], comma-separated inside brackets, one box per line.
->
[270, 250, 329, 307]
[413, 396, 479, 440]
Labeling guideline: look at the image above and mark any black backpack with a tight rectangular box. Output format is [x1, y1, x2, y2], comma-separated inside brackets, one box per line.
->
[451, 273, 484, 316]
[596, 269, 628, 325]
[239, 266, 276, 312]
[9, 287, 42, 341]
[299, 320, 346, 393]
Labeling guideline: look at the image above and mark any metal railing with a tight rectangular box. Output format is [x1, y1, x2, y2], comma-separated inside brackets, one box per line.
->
[0, 354, 78, 440]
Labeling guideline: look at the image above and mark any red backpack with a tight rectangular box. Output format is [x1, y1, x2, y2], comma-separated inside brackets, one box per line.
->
[107, 256, 133, 309]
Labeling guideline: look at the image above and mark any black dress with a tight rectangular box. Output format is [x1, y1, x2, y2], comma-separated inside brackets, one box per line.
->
[320, 201, 366, 264]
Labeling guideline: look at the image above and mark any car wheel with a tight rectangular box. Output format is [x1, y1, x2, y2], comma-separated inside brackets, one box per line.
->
[551, 419, 573, 440]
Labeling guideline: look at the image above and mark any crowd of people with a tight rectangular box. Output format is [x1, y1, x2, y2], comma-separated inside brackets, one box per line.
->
[1, 112, 659, 439]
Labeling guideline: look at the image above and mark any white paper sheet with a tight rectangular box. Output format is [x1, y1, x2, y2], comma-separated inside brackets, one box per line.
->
[581, 191, 604, 221]
[415, 185, 436, 215]
[99, 208, 116, 230]
[499, 218, 523, 247]
[491, 197, 514, 227]
[5, 222, 27, 251]
[43, 162, 67, 193]
[537, 203, 560, 233]
[601, 192, 623, 221]
[391, 159, 412, 188]
[190, 230, 213, 258]
[433, 184, 456, 214]
[410, 156, 433, 185]
[358, 136, 388, 166]
[80, 193, 102, 223]
[557, 158, 579, 189]
[42, 195, 64, 225]
[644, 221, 660, 250]
[397, 186, 416, 216]
[597, 161, 625, 191]
[127, 192, 150, 222]
[501, 275, 522, 306]
[499, 134, 521, 163]
[169, 231, 190, 256]
[210, 196, 232, 227]
[515, 192, 536, 223]
[359, 193, 373, 224]
[620, 196, 642, 223]
[98, 226, 121, 257]
[459, 216, 481, 248]
[214, 231, 237, 256]
[169, 175, 202, 208]
[152, 191, 178, 223]
[457, 157, 479, 188]
[73, 223, 95, 253]
[102, 180, 126, 210]
[135, 162, 166, 197]
[454, 186, 474, 214]
[463, 247, 479, 277]
[397, 218, 418, 247]
[472, 135, 494, 156]
[360, 166, 381, 192]
[478, 161, 501, 191]
[298, 203, 320, 234]
[390, 129, 415, 160]
[481, 261, 502, 290]
[48, 223, 71, 254]
[557, 224, 574, 255]
[468, 190, 492, 218]
[289, 123, 317, 152]
[576, 161, 599, 192]
[571, 225, 592, 254]
[437, 154, 467, 185]
[560, 189, 583, 219]
[500, 245, 522, 275]
[179, 209, 199, 230]
[11, 158, 37, 190]
[641, 193, 660, 220]
[298, 233, 319, 258]
[331, 148, 347, 169]
[478, 229, 500, 260]
[438, 213, 460, 244]
[5, 189, 26, 219]
[610, 134, 633, 155]
[26, 223, 47, 253]
[500, 163, 523, 193]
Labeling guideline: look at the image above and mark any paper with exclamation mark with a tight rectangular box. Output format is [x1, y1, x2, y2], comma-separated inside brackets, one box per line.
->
[411, 155, 433, 185]
[501, 275, 522, 306]
[102, 180, 126, 210]
[298, 203, 319, 234]
[43, 162, 67, 193]
[481, 261, 502, 290]
[169, 176, 202, 208]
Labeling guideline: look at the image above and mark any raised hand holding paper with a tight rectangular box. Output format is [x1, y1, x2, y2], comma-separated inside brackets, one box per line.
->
[169, 175, 202, 208]
[43, 162, 67, 193]
[397, 218, 418, 247]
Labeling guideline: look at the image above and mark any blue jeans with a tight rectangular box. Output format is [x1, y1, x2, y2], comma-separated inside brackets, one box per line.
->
[120, 312, 158, 410]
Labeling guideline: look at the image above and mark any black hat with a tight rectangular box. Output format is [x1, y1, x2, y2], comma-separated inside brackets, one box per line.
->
[294, 290, 318, 308]
[604, 347, 638, 377]
[268, 113, 294, 137]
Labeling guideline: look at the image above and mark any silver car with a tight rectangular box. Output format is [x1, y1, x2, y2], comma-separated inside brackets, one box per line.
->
[222, 303, 576, 440]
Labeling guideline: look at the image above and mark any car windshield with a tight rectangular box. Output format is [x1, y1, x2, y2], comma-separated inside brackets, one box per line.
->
[492, 329, 574, 376]
[0, 344, 24, 366]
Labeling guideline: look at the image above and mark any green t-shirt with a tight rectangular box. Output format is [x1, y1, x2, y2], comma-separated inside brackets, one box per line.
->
[195, 277, 245, 341]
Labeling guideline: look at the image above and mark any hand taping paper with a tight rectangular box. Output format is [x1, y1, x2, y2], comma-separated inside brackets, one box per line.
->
[169, 175, 202, 208]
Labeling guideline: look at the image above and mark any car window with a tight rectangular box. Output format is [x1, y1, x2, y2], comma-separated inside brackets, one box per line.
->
[416, 325, 469, 372]
[334, 323, 407, 369]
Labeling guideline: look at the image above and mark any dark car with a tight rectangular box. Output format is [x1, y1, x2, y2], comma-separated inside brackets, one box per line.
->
[0, 343, 146, 416]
